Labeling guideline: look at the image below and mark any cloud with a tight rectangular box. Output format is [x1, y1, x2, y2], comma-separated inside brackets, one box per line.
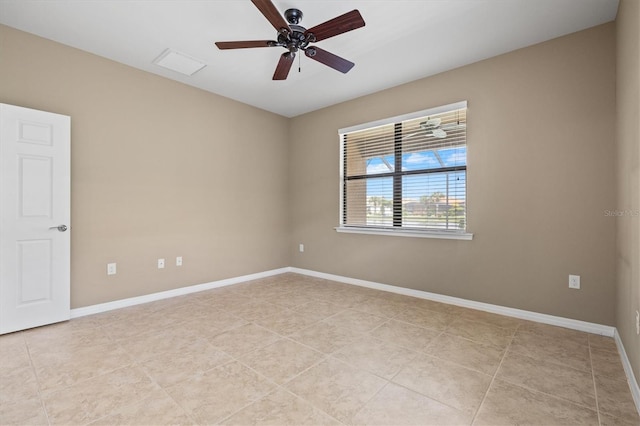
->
[404, 152, 439, 167]
[439, 149, 466, 166]
[366, 158, 394, 174]
[367, 163, 392, 174]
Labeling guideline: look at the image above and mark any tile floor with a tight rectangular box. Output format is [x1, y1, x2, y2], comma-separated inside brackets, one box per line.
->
[1, 273, 638, 425]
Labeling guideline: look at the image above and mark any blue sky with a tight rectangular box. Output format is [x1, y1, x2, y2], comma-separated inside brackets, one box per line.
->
[364, 147, 467, 200]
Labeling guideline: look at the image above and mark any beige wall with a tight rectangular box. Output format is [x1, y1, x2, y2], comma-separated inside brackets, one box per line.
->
[289, 23, 617, 325]
[0, 25, 290, 308]
[0, 21, 624, 331]
[616, 0, 640, 384]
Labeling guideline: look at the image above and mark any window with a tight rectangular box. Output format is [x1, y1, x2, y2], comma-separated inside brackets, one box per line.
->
[338, 101, 471, 239]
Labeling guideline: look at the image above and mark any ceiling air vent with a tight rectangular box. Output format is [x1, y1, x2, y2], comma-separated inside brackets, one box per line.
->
[153, 48, 207, 76]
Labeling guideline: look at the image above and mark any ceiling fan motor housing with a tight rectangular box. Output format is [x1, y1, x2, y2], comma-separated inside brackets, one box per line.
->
[277, 23, 314, 52]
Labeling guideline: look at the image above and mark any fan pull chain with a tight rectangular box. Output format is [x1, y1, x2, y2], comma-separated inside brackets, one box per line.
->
[298, 53, 301, 73]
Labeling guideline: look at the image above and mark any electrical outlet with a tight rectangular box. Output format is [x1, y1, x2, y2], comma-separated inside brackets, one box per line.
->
[176, 256, 182, 266]
[636, 310, 639, 335]
[107, 263, 117, 275]
[299, 243, 304, 253]
[158, 258, 165, 269]
[568, 275, 580, 289]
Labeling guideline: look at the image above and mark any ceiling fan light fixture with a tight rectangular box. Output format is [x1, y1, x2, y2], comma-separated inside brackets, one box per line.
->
[153, 48, 207, 76]
[284, 8, 303, 25]
[432, 128, 447, 139]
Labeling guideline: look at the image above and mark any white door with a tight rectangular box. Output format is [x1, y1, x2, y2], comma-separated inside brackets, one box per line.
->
[0, 103, 70, 334]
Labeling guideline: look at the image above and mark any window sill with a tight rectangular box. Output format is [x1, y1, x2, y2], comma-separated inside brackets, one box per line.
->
[334, 226, 473, 240]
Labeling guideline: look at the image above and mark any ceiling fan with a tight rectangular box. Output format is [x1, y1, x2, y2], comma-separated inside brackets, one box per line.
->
[215, 0, 365, 80]
[404, 118, 467, 140]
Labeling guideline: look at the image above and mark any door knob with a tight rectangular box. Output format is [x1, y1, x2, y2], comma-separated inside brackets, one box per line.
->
[49, 224, 68, 232]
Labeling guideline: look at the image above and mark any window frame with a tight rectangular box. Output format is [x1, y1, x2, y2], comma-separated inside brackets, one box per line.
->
[337, 101, 473, 240]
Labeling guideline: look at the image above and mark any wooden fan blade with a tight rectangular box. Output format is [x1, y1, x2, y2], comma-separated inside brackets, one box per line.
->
[251, 0, 291, 33]
[273, 52, 295, 80]
[305, 10, 365, 42]
[215, 40, 275, 50]
[305, 47, 354, 74]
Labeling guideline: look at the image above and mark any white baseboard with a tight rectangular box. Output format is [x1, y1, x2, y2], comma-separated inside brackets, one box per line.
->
[290, 267, 640, 414]
[289, 267, 615, 337]
[69, 265, 636, 415]
[72, 265, 614, 336]
[614, 329, 640, 416]
[70, 267, 290, 318]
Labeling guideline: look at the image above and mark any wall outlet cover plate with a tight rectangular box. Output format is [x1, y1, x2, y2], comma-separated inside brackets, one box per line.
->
[569, 274, 580, 289]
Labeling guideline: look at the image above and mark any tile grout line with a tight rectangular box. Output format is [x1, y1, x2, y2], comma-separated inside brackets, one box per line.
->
[81, 363, 161, 425]
[277, 384, 348, 426]
[348, 380, 393, 424]
[327, 331, 441, 383]
[469, 326, 517, 425]
[358, 323, 479, 419]
[225, 317, 395, 425]
[382, 327, 485, 419]
[213, 384, 282, 425]
[214, 382, 345, 426]
[22, 331, 52, 426]
[73, 326, 202, 425]
[217, 341, 339, 425]
[279, 386, 347, 425]
[416, 329, 446, 355]
[383, 377, 469, 417]
[155, 354, 239, 425]
[280, 353, 387, 425]
[234, 332, 329, 375]
[494, 341, 604, 412]
[157, 387, 201, 426]
[159, 384, 204, 425]
[488, 349, 602, 412]
[34, 340, 137, 389]
[383, 339, 495, 422]
[588, 341, 603, 426]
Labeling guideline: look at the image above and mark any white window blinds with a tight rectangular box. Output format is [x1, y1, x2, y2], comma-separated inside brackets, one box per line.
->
[340, 101, 467, 233]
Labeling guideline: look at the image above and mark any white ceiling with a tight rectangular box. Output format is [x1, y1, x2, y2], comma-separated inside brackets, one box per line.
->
[0, 0, 619, 117]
